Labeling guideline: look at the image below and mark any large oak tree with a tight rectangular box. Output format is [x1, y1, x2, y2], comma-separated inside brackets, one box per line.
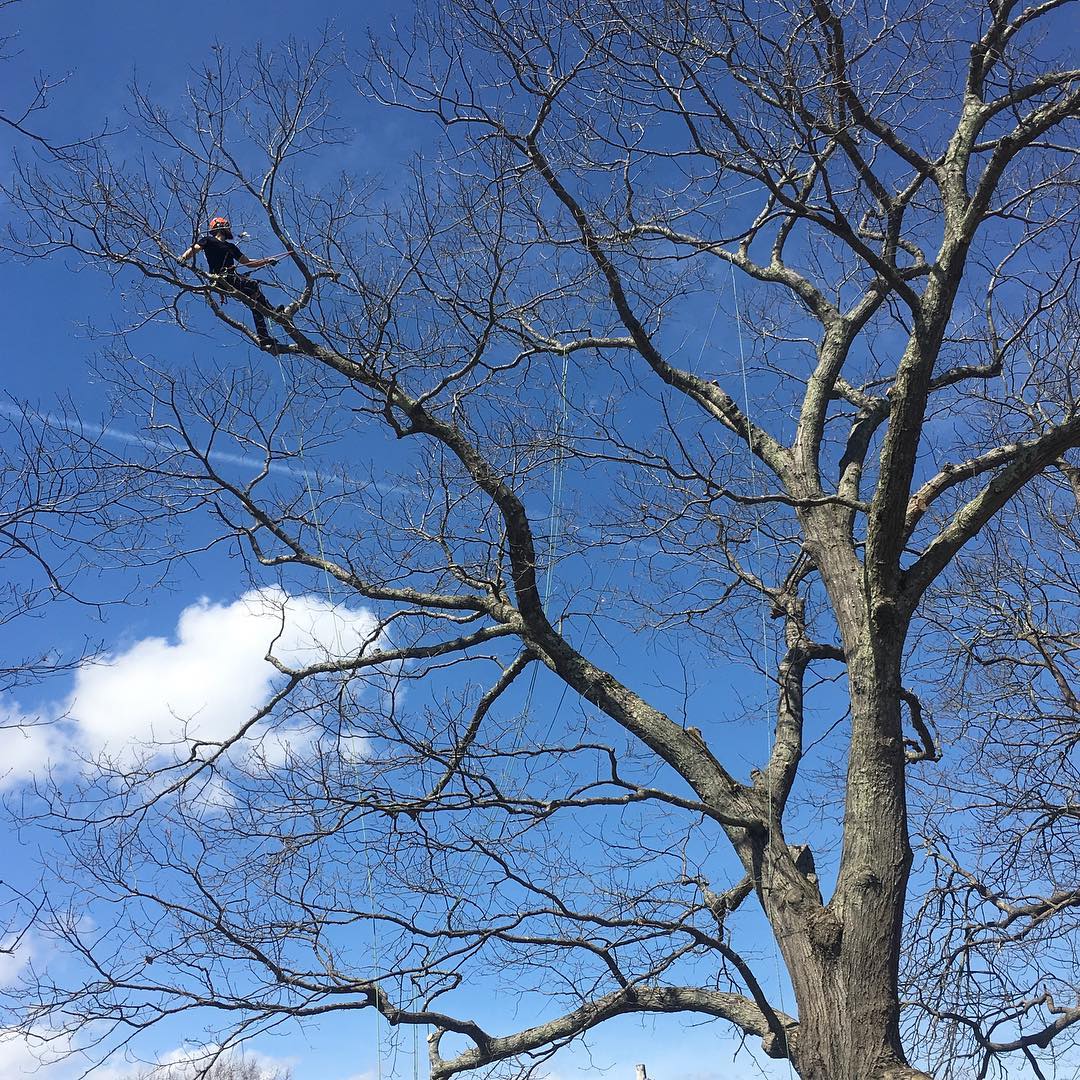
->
[3, 2, 1079, 1078]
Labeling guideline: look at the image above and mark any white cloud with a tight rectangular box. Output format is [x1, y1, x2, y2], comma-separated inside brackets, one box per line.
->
[0, 1034, 297, 1080]
[131, 1043, 297, 1079]
[0, 934, 34, 988]
[0, 588, 378, 788]
[0, 712, 68, 788]
[0, 1027, 75, 1078]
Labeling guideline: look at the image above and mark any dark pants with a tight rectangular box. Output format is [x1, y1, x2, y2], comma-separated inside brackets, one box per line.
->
[220, 271, 274, 340]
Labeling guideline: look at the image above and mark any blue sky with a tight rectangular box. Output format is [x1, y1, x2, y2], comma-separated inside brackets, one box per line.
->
[4, 2, 1074, 1078]
[0, 3, 792, 1079]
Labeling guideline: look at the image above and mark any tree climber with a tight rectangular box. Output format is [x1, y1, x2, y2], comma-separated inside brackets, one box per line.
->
[178, 217, 284, 349]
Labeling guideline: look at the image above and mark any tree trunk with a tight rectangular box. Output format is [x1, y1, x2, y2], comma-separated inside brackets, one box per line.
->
[766, 526, 930, 1078]
[770, 643, 931, 1079]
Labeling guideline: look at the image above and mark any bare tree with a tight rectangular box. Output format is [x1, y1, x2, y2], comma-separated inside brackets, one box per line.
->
[2, 3, 1078, 1079]
[121, 1054, 292, 1080]
[0, 0, 115, 155]
[0, 6, 128, 699]
[0, 401, 149, 694]
[906, 469, 1080, 1076]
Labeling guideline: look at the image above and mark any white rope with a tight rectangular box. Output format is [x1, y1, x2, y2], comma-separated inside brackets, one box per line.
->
[439, 348, 575, 1023]
[545, 350, 572, 610]
[281, 347, 574, 1077]
[516, 350, 573, 727]
[450, 350, 574, 909]
[272, 353, 387, 1080]
[729, 262, 796, 1078]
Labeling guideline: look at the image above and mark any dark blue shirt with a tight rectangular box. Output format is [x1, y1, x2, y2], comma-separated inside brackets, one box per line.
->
[196, 234, 245, 274]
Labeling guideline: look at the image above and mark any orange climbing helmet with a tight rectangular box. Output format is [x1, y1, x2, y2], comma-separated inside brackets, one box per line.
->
[208, 216, 232, 235]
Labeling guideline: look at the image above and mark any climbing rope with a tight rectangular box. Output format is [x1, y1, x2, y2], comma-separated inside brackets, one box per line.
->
[729, 261, 796, 1078]
[264, 291, 793, 1079]
[515, 349, 572, 728]
[271, 353, 388, 1080]
[451, 349, 573, 908]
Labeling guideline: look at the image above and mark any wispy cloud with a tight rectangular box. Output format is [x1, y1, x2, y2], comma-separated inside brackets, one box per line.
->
[0, 398, 417, 496]
[0, 399, 315, 480]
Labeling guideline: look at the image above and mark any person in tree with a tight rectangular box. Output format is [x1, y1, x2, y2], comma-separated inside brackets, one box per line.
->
[179, 217, 284, 349]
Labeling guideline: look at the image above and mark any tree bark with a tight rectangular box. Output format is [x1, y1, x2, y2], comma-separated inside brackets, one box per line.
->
[760, 510, 931, 1080]
[760, 649, 930, 1080]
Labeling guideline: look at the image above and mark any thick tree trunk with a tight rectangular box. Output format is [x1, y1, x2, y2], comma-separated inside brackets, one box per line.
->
[768, 640, 929, 1079]
[762, 523, 930, 1078]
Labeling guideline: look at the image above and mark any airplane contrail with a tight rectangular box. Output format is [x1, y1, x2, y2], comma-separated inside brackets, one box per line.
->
[1, 399, 428, 497]
[0, 398, 319, 480]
